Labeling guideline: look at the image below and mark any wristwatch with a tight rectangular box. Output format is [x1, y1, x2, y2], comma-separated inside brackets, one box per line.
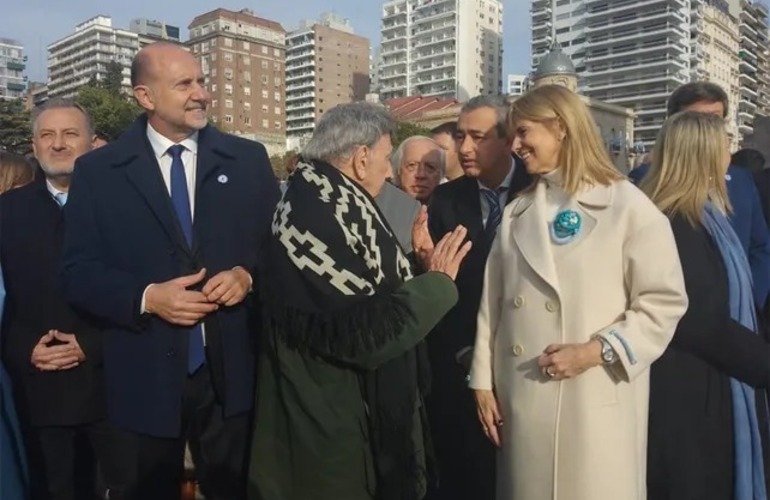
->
[597, 336, 618, 364]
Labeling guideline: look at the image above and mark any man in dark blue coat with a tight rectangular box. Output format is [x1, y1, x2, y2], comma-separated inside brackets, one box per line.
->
[629, 82, 770, 307]
[60, 42, 280, 500]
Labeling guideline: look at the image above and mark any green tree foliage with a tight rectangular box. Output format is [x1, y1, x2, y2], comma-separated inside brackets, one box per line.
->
[0, 99, 32, 155]
[394, 121, 432, 148]
[76, 73, 141, 142]
[103, 60, 125, 96]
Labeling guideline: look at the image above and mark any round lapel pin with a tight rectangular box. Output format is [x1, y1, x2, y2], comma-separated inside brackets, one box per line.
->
[550, 209, 582, 245]
[218, 174, 229, 184]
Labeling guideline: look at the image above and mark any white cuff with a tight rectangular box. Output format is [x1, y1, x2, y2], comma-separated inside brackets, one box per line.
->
[140, 284, 155, 314]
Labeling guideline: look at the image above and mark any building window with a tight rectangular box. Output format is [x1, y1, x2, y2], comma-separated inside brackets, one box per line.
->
[262, 119, 269, 128]
[244, 102, 251, 111]
[224, 38, 233, 47]
[243, 41, 250, 50]
[224, 115, 233, 123]
[244, 87, 251, 96]
[273, 62, 281, 71]
[261, 60, 268, 70]
[245, 116, 251, 126]
[274, 91, 280, 101]
[244, 71, 251, 83]
[211, 83, 217, 92]
[211, 38, 217, 46]
[211, 68, 217, 77]
[275, 121, 282, 129]
[261, 75, 268, 84]
[211, 53, 217, 61]
[211, 99, 218, 108]
[262, 46, 268, 54]
[225, 84, 233, 95]
[274, 48, 281, 57]
[225, 68, 233, 80]
[225, 99, 233, 108]
[274, 77, 281, 87]
[262, 89, 269, 98]
[211, 115, 217, 122]
[274, 107, 281, 115]
[224, 53, 233, 62]
[262, 104, 269, 113]
[243, 55, 250, 65]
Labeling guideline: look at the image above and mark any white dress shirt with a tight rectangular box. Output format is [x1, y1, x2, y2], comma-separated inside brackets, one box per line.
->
[478, 159, 515, 228]
[46, 179, 68, 206]
[146, 123, 199, 218]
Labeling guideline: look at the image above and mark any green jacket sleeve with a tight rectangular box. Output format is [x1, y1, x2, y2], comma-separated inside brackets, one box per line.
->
[323, 271, 458, 370]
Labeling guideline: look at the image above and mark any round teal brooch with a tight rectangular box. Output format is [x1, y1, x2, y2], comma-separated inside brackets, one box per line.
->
[550, 210, 581, 244]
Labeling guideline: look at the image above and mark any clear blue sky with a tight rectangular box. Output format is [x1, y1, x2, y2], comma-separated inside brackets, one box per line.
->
[1, 0, 532, 84]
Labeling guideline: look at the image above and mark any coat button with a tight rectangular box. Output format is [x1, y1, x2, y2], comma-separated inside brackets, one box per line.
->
[513, 296, 525, 308]
[512, 344, 524, 357]
[545, 301, 559, 312]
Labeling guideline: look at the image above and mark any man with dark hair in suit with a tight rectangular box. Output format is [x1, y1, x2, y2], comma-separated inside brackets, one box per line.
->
[425, 95, 531, 500]
[1, 98, 124, 499]
[60, 42, 280, 499]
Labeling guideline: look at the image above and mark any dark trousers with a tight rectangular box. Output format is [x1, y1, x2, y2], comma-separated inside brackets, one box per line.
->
[110, 366, 250, 500]
[24, 419, 124, 500]
[425, 362, 496, 500]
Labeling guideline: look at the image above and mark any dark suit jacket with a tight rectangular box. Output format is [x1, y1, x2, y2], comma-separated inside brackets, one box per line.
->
[630, 164, 770, 306]
[375, 182, 421, 253]
[0, 175, 106, 427]
[60, 116, 280, 437]
[424, 161, 531, 500]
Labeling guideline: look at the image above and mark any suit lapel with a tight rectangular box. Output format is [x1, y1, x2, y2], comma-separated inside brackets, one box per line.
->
[122, 129, 191, 257]
[512, 182, 560, 295]
[455, 176, 484, 243]
[192, 127, 227, 259]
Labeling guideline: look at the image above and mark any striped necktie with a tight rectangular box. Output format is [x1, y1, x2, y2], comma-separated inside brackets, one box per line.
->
[482, 187, 506, 238]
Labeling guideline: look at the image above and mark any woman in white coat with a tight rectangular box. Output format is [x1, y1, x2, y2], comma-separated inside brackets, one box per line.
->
[469, 84, 689, 500]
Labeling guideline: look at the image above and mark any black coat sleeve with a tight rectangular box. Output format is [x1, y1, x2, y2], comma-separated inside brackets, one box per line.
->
[670, 217, 770, 388]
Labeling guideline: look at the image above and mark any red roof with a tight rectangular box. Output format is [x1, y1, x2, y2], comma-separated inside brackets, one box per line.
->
[385, 95, 459, 121]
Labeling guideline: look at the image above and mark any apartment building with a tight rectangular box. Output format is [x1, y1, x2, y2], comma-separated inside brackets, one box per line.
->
[47, 16, 139, 98]
[129, 18, 183, 48]
[531, 0, 691, 147]
[188, 8, 287, 155]
[691, 0, 740, 148]
[379, 0, 504, 102]
[285, 13, 369, 150]
[0, 38, 26, 101]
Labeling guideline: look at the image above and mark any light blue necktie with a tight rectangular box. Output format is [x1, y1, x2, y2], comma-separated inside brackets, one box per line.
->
[53, 192, 67, 207]
[167, 145, 205, 374]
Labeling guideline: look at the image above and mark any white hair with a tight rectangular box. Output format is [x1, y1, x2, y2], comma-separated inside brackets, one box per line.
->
[390, 135, 446, 184]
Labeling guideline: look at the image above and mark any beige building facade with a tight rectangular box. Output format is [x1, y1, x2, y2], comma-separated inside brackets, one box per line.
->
[188, 8, 287, 155]
[285, 14, 370, 151]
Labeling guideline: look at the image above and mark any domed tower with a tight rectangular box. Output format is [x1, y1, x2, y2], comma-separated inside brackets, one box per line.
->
[532, 40, 577, 92]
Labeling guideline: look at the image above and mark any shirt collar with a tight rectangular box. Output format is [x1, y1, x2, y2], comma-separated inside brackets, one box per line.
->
[477, 158, 515, 192]
[45, 179, 66, 199]
[146, 122, 199, 159]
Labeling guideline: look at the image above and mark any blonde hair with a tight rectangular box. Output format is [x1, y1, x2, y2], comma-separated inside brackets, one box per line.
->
[507, 84, 622, 195]
[0, 152, 35, 194]
[641, 111, 730, 226]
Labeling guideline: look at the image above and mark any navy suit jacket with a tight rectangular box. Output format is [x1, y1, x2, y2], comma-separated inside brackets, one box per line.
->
[61, 116, 280, 437]
[629, 164, 770, 306]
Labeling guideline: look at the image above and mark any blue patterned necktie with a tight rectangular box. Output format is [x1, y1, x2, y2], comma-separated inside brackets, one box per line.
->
[167, 145, 205, 374]
[482, 187, 506, 238]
